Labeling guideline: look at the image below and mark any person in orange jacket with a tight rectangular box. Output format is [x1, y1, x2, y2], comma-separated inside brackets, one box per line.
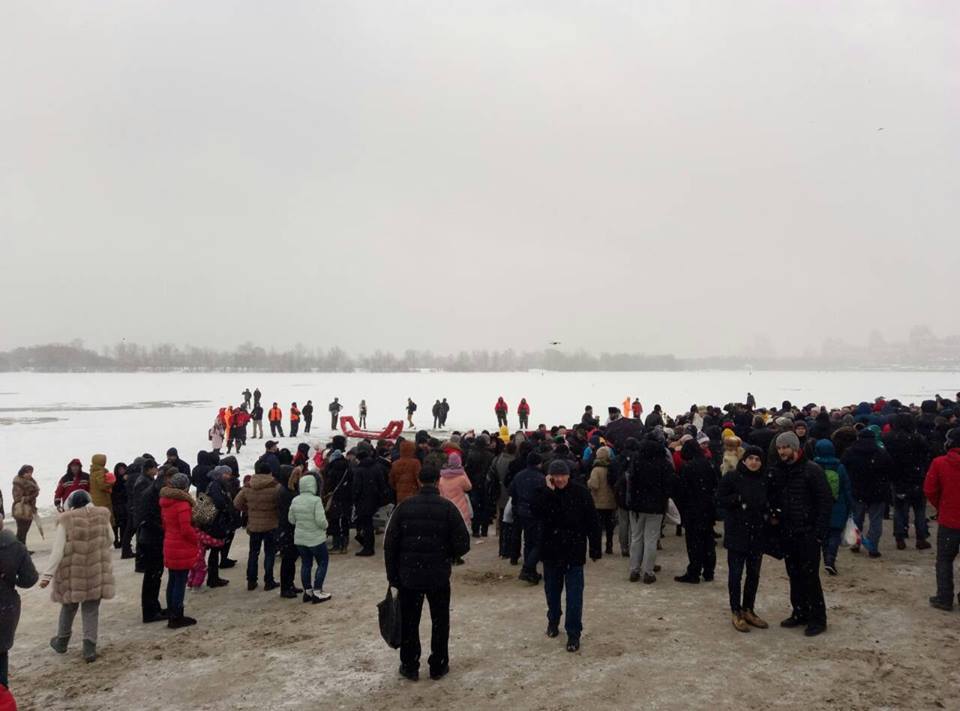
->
[268, 403, 284, 437]
[290, 402, 301, 438]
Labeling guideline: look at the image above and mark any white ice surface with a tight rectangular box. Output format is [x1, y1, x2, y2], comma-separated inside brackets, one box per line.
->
[1, 370, 957, 506]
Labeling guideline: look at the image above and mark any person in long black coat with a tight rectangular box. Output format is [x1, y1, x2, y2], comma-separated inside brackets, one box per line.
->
[352, 449, 385, 556]
[0, 524, 38, 690]
[275, 465, 301, 598]
[384, 465, 470, 681]
[717, 445, 769, 632]
[323, 451, 352, 553]
[675, 440, 720, 583]
[203, 465, 235, 587]
[841, 429, 894, 555]
[532, 460, 601, 653]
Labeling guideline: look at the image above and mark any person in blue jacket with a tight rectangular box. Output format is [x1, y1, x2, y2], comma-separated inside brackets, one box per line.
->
[813, 439, 855, 576]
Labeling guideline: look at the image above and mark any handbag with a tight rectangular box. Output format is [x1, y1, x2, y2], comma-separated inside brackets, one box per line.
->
[192, 492, 218, 527]
[377, 586, 403, 649]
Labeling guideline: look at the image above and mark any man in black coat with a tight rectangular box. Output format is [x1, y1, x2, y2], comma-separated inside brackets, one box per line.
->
[884, 414, 932, 550]
[674, 440, 720, 584]
[353, 447, 386, 556]
[627, 439, 676, 583]
[384, 465, 470, 682]
[302, 400, 314, 434]
[768, 432, 832, 636]
[203, 465, 235, 588]
[842, 429, 894, 556]
[136, 463, 173, 623]
[533, 459, 601, 653]
[165, 448, 191, 477]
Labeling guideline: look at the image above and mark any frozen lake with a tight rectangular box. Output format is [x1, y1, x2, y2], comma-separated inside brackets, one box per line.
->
[1, 370, 958, 507]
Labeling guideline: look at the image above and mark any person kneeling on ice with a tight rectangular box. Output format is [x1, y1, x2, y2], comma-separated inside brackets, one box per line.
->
[768, 432, 832, 637]
[384, 464, 470, 682]
[41, 490, 115, 663]
[160, 473, 199, 628]
[532, 459, 602, 653]
[288, 472, 332, 603]
[717, 445, 770, 632]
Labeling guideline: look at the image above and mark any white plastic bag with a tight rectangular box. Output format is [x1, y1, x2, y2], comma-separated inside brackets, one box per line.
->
[503, 498, 514, 524]
[842, 517, 861, 547]
[665, 498, 681, 526]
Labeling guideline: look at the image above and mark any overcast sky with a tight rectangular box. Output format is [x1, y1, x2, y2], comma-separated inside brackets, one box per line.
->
[2, 1, 957, 357]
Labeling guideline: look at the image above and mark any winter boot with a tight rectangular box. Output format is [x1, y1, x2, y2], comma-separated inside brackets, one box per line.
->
[742, 609, 769, 629]
[83, 640, 98, 663]
[49, 635, 70, 654]
[732, 613, 750, 633]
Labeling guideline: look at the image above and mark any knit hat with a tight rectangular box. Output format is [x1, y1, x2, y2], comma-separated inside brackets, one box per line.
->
[170, 472, 190, 490]
[946, 428, 960, 449]
[775, 417, 794, 429]
[548, 459, 570, 476]
[775, 432, 801, 451]
[742, 445, 765, 462]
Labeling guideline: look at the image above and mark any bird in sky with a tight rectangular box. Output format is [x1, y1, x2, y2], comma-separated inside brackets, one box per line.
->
[549, 341, 562, 346]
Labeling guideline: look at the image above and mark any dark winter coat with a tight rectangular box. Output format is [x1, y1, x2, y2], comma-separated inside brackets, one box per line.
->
[384, 485, 470, 590]
[842, 431, 894, 504]
[191, 450, 218, 493]
[324, 457, 352, 508]
[748, 427, 777, 453]
[768, 454, 832, 540]
[509, 466, 546, 520]
[0, 528, 38, 652]
[352, 457, 386, 517]
[532, 482, 602, 567]
[813, 440, 856, 530]
[677, 442, 720, 528]
[136, 477, 165, 557]
[256, 452, 280, 478]
[203, 468, 236, 538]
[275, 466, 296, 549]
[626, 440, 675, 514]
[883, 420, 930, 498]
[717, 462, 768, 554]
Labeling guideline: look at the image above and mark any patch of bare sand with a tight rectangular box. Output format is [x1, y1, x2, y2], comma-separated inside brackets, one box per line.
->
[8, 520, 960, 710]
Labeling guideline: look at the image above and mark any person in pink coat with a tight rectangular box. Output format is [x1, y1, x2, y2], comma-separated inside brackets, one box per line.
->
[439, 454, 472, 566]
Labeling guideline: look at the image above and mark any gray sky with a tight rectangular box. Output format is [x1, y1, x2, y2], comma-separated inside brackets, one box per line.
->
[2, 1, 958, 357]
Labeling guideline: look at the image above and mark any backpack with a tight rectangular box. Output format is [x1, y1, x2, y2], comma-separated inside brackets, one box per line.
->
[824, 468, 840, 502]
[192, 492, 218, 527]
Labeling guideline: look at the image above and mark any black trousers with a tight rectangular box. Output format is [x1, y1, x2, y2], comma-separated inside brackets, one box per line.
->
[141, 552, 164, 618]
[783, 534, 826, 625]
[727, 550, 763, 613]
[280, 542, 299, 592]
[597, 509, 616, 552]
[331, 414, 340, 430]
[15, 518, 32, 545]
[684, 523, 716, 579]
[356, 514, 375, 553]
[121, 514, 136, 555]
[399, 584, 451, 672]
[290, 420, 300, 437]
[304, 416, 312, 433]
[519, 415, 529, 429]
[207, 546, 222, 584]
[433, 415, 440, 428]
[496, 413, 507, 427]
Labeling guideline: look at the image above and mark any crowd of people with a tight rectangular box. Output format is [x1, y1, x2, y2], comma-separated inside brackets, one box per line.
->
[1, 389, 959, 697]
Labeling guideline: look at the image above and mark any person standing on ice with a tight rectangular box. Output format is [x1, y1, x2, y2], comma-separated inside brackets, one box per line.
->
[631, 399, 643, 420]
[440, 398, 450, 428]
[289, 402, 301, 438]
[302, 400, 314, 434]
[242, 388, 252, 409]
[357, 399, 367, 429]
[384, 463, 470, 682]
[268, 402, 284, 438]
[253, 387, 262, 408]
[250, 401, 264, 439]
[329, 398, 343, 430]
[432, 400, 442, 429]
[533, 459, 601, 653]
[406, 398, 417, 429]
[518, 398, 531, 430]
[54, 459, 90, 512]
[495, 397, 509, 428]
[768, 431, 832, 637]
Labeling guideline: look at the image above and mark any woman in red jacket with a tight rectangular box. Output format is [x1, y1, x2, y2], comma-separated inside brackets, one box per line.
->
[160, 472, 199, 629]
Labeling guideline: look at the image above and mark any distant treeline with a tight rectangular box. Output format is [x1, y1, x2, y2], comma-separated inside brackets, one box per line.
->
[2, 341, 958, 373]
[0, 341, 680, 373]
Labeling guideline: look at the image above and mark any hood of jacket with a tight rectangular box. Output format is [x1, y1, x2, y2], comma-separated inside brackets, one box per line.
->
[250, 473, 277, 490]
[220, 455, 239, 476]
[399, 440, 417, 459]
[299, 475, 318, 496]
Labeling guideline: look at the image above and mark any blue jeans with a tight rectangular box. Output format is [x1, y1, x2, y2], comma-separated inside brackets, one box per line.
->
[822, 527, 843, 567]
[297, 543, 329, 591]
[247, 529, 278, 584]
[893, 493, 929, 542]
[165, 569, 188, 612]
[852, 502, 884, 553]
[518, 517, 542, 576]
[542, 562, 584, 639]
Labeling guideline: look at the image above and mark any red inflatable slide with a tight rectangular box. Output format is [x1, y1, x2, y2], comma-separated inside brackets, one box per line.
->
[339, 416, 405, 442]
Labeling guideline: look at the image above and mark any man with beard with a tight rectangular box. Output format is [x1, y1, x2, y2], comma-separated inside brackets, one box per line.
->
[768, 431, 832, 637]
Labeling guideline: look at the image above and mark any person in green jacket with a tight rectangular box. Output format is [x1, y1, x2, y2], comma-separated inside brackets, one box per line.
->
[288, 476, 331, 603]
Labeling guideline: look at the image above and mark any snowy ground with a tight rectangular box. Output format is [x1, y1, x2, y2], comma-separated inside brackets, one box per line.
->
[1, 370, 958, 502]
[8, 514, 959, 711]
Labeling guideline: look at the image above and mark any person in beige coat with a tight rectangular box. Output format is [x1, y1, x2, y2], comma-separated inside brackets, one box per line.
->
[12, 466, 40, 546]
[40, 490, 115, 663]
[587, 447, 617, 555]
[89, 454, 114, 521]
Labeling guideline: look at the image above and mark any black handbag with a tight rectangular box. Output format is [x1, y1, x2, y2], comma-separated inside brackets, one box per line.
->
[377, 586, 402, 649]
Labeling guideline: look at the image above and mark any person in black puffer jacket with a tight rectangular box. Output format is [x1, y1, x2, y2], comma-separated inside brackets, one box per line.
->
[532, 460, 601, 653]
[323, 450, 352, 553]
[717, 445, 769, 632]
[626, 438, 676, 583]
[191, 450, 218, 495]
[768, 432, 832, 636]
[842, 429, 894, 555]
[883, 414, 932, 550]
[675, 440, 720, 584]
[275, 465, 301, 598]
[384, 465, 470, 681]
[353, 448, 386, 556]
[203, 465, 235, 587]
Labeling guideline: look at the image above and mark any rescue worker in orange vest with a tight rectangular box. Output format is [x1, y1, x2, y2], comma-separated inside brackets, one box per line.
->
[290, 402, 301, 438]
[631, 399, 643, 419]
[268, 403, 284, 437]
